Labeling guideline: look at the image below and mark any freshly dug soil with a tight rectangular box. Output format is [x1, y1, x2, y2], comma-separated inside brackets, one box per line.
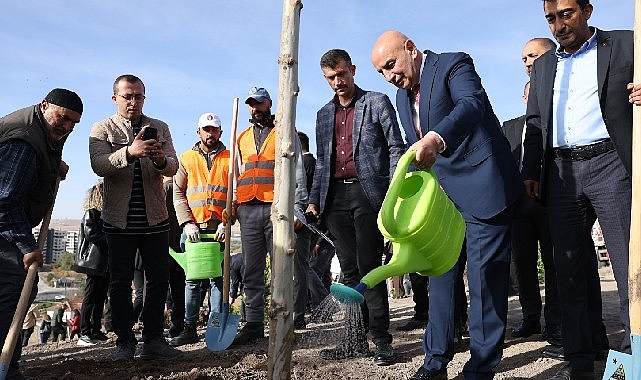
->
[19, 267, 623, 379]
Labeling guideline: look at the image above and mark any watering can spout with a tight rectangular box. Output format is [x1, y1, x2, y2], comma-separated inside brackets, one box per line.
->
[168, 247, 188, 271]
[330, 151, 465, 305]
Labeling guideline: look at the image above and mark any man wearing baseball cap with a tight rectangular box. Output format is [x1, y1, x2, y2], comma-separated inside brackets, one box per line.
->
[228, 86, 309, 345]
[0, 88, 82, 379]
[170, 112, 230, 346]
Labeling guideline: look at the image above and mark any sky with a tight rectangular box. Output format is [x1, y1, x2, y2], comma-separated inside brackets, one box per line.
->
[0, 0, 634, 219]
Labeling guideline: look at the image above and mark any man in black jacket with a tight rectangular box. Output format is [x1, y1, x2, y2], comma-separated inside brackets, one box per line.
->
[0, 88, 82, 380]
[523, 0, 638, 377]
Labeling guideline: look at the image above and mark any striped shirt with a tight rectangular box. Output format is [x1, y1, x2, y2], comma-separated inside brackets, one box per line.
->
[104, 123, 168, 235]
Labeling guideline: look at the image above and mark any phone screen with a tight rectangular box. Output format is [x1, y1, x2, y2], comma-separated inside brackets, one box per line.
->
[142, 127, 157, 141]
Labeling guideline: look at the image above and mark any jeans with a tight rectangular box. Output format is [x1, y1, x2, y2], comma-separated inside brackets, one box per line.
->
[179, 230, 223, 324]
[185, 278, 222, 324]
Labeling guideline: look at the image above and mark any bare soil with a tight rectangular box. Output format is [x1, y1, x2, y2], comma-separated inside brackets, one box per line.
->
[19, 266, 623, 379]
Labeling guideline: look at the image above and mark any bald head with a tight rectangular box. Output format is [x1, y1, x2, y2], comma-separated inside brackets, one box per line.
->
[371, 30, 423, 90]
[522, 38, 556, 76]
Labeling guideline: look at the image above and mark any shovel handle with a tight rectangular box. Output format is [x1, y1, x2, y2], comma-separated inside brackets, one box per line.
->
[222, 98, 239, 304]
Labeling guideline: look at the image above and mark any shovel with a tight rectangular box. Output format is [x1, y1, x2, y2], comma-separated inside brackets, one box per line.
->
[206, 98, 241, 351]
[601, 1, 641, 378]
[0, 178, 60, 380]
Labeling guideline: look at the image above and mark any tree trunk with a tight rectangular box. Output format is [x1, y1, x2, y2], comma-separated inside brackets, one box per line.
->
[268, 0, 302, 379]
[629, 0, 641, 337]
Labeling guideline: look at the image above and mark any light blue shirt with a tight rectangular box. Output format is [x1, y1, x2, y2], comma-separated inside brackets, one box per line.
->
[552, 30, 609, 148]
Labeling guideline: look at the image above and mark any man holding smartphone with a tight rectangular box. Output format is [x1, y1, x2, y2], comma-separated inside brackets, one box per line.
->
[89, 74, 182, 361]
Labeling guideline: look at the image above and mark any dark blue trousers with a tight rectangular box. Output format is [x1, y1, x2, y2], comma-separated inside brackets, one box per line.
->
[422, 206, 512, 380]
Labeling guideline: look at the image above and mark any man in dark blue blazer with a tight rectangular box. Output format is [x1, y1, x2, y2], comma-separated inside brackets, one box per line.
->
[522, 0, 637, 378]
[307, 49, 405, 366]
[372, 31, 523, 380]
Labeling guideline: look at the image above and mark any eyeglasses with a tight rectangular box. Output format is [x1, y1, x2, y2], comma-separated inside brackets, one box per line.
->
[117, 93, 146, 102]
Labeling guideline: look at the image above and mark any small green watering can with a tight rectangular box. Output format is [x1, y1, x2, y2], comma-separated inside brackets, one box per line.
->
[169, 234, 223, 280]
[331, 151, 466, 304]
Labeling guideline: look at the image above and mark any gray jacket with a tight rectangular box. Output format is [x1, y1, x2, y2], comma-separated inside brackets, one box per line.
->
[89, 113, 178, 228]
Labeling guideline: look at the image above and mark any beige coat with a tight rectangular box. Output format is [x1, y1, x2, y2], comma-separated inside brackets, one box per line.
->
[89, 113, 178, 228]
[22, 304, 40, 330]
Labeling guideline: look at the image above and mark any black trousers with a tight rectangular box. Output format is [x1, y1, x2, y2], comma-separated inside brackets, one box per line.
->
[324, 180, 391, 345]
[80, 273, 110, 336]
[107, 232, 170, 345]
[544, 150, 631, 371]
[511, 194, 560, 327]
[408, 273, 429, 321]
[167, 255, 185, 333]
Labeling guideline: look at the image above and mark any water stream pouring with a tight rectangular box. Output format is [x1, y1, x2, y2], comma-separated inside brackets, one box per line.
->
[330, 151, 466, 304]
[169, 234, 223, 280]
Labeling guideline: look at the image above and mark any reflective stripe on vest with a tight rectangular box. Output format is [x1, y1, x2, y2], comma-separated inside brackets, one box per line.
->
[237, 126, 276, 203]
[180, 149, 230, 222]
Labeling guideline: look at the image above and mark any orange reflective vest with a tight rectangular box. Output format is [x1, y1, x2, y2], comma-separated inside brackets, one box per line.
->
[237, 126, 275, 203]
[181, 149, 230, 223]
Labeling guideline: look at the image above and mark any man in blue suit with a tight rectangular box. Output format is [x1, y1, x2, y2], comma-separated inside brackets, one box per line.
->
[372, 31, 523, 380]
[307, 49, 405, 366]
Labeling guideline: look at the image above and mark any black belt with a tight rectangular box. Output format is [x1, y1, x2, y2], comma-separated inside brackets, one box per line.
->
[243, 199, 269, 205]
[334, 178, 359, 184]
[551, 139, 615, 161]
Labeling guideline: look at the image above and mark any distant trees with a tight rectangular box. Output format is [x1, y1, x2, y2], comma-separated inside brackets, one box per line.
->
[54, 251, 75, 271]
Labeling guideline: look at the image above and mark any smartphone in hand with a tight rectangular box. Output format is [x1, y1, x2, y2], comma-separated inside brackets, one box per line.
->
[141, 127, 157, 141]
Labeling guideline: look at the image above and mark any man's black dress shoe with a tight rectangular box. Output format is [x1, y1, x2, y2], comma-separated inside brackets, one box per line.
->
[542, 324, 563, 347]
[542, 347, 566, 360]
[373, 343, 395, 366]
[541, 347, 606, 362]
[396, 318, 428, 331]
[511, 320, 541, 338]
[548, 363, 595, 380]
[409, 367, 447, 380]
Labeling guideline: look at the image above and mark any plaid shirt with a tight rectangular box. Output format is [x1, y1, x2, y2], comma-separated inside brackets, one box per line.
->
[0, 140, 39, 254]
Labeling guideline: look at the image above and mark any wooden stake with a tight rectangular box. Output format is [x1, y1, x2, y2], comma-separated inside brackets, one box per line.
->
[629, 0, 641, 337]
[268, 0, 302, 378]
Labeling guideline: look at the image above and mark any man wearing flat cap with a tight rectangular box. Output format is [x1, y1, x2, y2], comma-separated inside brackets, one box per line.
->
[227, 86, 308, 345]
[0, 88, 82, 379]
[169, 112, 229, 347]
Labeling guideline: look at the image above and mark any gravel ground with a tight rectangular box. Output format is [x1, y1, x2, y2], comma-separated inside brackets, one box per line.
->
[18, 266, 622, 379]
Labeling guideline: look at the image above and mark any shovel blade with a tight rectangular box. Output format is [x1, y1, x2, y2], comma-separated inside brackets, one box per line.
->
[0, 364, 8, 380]
[603, 350, 634, 379]
[602, 334, 641, 380]
[205, 304, 241, 351]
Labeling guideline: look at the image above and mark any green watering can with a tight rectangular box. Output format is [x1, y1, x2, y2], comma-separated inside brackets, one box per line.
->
[331, 151, 466, 304]
[169, 234, 223, 280]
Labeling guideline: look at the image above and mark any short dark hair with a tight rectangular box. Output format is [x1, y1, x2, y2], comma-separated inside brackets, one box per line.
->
[297, 131, 309, 152]
[113, 74, 145, 94]
[543, 0, 589, 11]
[320, 49, 352, 69]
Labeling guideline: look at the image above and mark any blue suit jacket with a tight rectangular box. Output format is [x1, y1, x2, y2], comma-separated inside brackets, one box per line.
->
[309, 86, 406, 214]
[396, 51, 522, 219]
[523, 29, 633, 194]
